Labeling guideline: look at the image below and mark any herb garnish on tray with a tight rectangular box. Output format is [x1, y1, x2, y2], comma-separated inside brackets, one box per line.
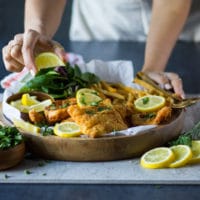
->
[20, 63, 100, 99]
[169, 121, 200, 146]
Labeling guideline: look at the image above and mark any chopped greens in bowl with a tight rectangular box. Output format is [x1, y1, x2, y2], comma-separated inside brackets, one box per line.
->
[0, 125, 23, 150]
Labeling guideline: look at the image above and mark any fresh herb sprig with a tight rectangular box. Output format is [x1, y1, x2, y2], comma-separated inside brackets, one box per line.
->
[40, 125, 54, 136]
[19, 63, 100, 99]
[0, 125, 23, 150]
[169, 120, 200, 146]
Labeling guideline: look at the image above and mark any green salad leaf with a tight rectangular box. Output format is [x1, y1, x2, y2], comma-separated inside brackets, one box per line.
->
[20, 63, 100, 99]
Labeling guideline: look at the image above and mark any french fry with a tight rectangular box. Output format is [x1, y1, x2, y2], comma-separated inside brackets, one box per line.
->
[100, 81, 117, 93]
[96, 88, 125, 100]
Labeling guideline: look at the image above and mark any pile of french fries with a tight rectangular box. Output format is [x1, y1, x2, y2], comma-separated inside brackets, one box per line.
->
[92, 81, 148, 103]
[90, 80, 173, 126]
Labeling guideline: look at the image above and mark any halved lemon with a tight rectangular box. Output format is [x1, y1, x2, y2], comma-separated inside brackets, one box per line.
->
[54, 122, 81, 138]
[76, 88, 102, 107]
[188, 140, 200, 164]
[21, 93, 40, 106]
[140, 147, 174, 169]
[13, 118, 40, 134]
[134, 95, 166, 112]
[30, 99, 52, 112]
[169, 145, 192, 168]
[35, 52, 65, 70]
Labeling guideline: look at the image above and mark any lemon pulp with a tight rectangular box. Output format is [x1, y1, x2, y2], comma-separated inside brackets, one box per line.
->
[35, 52, 65, 70]
[134, 95, 166, 112]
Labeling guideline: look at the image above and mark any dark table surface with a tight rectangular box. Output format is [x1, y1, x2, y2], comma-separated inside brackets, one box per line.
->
[0, 41, 200, 200]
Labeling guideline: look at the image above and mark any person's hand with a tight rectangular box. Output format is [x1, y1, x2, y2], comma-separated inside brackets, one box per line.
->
[2, 29, 66, 74]
[142, 70, 185, 99]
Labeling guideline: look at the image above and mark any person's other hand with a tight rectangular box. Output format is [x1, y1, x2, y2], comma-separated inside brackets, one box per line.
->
[142, 70, 185, 99]
[2, 29, 66, 74]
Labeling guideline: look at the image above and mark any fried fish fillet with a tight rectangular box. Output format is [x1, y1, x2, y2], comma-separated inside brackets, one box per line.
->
[67, 101, 128, 138]
[44, 98, 76, 124]
[131, 106, 172, 126]
[29, 109, 46, 124]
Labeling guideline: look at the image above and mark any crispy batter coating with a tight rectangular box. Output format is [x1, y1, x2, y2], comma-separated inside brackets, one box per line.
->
[29, 109, 46, 124]
[131, 106, 172, 126]
[44, 98, 76, 124]
[67, 100, 128, 138]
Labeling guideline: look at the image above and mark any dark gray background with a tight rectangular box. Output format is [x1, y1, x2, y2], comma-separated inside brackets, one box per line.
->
[0, 0, 72, 83]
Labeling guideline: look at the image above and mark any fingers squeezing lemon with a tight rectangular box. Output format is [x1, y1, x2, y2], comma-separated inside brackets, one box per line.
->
[35, 52, 65, 71]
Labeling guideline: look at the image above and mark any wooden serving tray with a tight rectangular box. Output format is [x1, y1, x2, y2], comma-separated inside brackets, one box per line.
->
[0, 103, 185, 161]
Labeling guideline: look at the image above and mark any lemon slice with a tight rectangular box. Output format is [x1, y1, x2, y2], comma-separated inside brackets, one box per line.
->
[134, 95, 166, 112]
[35, 52, 65, 70]
[10, 100, 30, 113]
[169, 145, 192, 168]
[21, 93, 40, 106]
[30, 99, 52, 112]
[76, 88, 102, 107]
[13, 118, 40, 134]
[140, 147, 174, 169]
[54, 122, 81, 138]
[188, 140, 200, 164]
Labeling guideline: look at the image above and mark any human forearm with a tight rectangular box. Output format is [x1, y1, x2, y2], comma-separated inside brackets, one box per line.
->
[142, 0, 192, 72]
[24, 0, 67, 38]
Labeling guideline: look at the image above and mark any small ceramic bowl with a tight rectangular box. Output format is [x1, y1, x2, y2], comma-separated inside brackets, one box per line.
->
[4, 91, 54, 122]
[0, 142, 25, 170]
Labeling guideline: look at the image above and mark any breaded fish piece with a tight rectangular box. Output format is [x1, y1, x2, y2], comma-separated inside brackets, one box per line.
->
[67, 101, 128, 138]
[29, 109, 46, 124]
[131, 106, 172, 126]
[44, 98, 76, 124]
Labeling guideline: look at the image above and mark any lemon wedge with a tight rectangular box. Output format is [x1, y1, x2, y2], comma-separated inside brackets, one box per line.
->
[13, 118, 40, 134]
[140, 147, 174, 169]
[30, 99, 52, 112]
[169, 145, 192, 168]
[188, 140, 200, 164]
[54, 122, 81, 138]
[35, 52, 65, 70]
[10, 99, 30, 113]
[134, 95, 166, 112]
[21, 93, 40, 106]
[76, 88, 102, 107]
